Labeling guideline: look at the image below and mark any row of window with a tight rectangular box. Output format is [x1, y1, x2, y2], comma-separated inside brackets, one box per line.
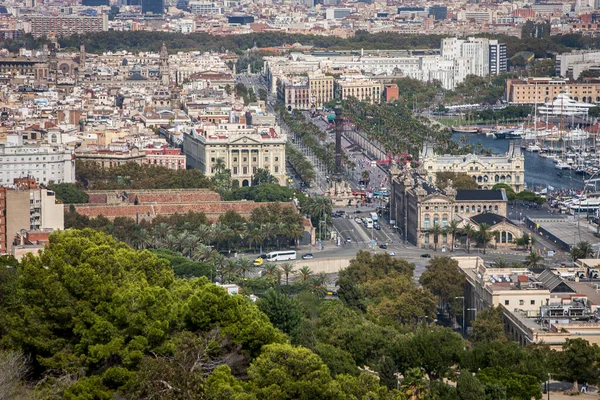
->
[0, 156, 60, 162]
[505, 299, 537, 306]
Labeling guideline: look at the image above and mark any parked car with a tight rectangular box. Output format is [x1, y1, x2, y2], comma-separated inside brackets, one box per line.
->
[420, 253, 431, 258]
[379, 244, 388, 249]
[302, 253, 314, 260]
[374, 224, 381, 230]
[388, 251, 396, 256]
[354, 218, 362, 223]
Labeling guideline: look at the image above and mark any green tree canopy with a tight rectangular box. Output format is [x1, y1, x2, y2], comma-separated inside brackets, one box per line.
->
[436, 172, 479, 190]
[0, 229, 285, 397]
[48, 182, 89, 204]
[247, 343, 342, 400]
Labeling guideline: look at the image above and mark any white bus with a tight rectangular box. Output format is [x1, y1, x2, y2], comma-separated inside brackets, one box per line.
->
[364, 218, 373, 229]
[266, 251, 297, 262]
[370, 212, 378, 222]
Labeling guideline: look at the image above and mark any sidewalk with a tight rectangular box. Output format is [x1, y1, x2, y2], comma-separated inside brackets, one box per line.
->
[550, 392, 597, 399]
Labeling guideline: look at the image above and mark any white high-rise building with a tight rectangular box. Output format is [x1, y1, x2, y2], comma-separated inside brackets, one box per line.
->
[0, 142, 75, 185]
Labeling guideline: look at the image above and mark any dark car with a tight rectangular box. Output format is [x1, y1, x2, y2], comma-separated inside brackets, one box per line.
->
[258, 254, 268, 259]
[354, 210, 362, 214]
[420, 253, 432, 258]
[374, 224, 381, 230]
[379, 244, 388, 249]
[302, 253, 314, 260]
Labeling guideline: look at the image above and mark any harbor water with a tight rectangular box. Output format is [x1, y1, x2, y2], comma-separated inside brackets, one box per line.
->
[452, 133, 585, 191]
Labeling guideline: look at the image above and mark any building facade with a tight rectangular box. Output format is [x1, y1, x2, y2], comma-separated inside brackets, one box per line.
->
[308, 71, 335, 108]
[419, 142, 525, 192]
[29, 14, 108, 38]
[183, 123, 287, 186]
[144, 147, 186, 170]
[75, 147, 146, 168]
[336, 77, 382, 104]
[0, 144, 75, 185]
[391, 170, 522, 249]
[506, 77, 600, 104]
[391, 169, 522, 248]
[0, 187, 63, 254]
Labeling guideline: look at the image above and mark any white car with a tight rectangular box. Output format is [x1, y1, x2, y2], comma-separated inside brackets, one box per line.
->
[388, 251, 396, 256]
[354, 218, 362, 223]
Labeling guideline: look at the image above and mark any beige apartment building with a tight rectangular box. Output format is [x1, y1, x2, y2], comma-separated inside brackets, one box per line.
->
[0, 187, 63, 254]
[336, 77, 383, 104]
[308, 71, 335, 108]
[183, 123, 287, 187]
[420, 142, 525, 192]
[506, 77, 600, 104]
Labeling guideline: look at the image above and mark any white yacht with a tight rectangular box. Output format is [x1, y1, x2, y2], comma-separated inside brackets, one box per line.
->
[555, 161, 571, 170]
[538, 93, 596, 117]
[526, 144, 541, 152]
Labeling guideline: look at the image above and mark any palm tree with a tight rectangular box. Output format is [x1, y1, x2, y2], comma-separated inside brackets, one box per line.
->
[222, 260, 240, 283]
[196, 224, 213, 246]
[191, 244, 213, 262]
[447, 220, 460, 252]
[280, 263, 295, 286]
[476, 223, 494, 255]
[264, 263, 280, 280]
[212, 253, 228, 283]
[461, 223, 476, 253]
[571, 241, 595, 261]
[361, 170, 370, 186]
[289, 224, 304, 250]
[427, 224, 443, 251]
[247, 226, 263, 253]
[276, 222, 289, 250]
[297, 266, 313, 282]
[492, 257, 510, 268]
[153, 222, 172, 246]
[182, 233, 201, 257]
[236, 257, 253, 279]
[525, 251, 545, 268]
[214, 158, 226, 173]
[131, 227, 151, 250]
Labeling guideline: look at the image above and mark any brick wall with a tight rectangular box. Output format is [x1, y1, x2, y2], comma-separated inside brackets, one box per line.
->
[84, 189, 220, 205]
[69, 201, 294, 222]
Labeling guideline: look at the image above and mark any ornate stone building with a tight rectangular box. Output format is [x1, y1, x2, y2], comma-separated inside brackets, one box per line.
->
[183, 122, 287, 187]
[420, 141, 525, 192]
[392, 168, 523, 249]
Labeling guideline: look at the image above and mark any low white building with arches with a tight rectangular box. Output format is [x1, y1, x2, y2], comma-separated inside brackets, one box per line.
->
[420, 141, 525, 193]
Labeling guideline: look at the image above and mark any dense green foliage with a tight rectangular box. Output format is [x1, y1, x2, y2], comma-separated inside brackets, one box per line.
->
[223, 183, 299, 202]
[285, 143, 316, 186]
[435, 172, 480, 190]
[76, 160, 212, 190]
[54, 30, 600, 59]
[341, 97, 456, 157]
[3, 234, 600, 398]
[66, 202, 305, 256]
[48, 183, 89, 204]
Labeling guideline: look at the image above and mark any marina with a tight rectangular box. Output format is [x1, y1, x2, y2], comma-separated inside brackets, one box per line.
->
[452, 133, 585, 191]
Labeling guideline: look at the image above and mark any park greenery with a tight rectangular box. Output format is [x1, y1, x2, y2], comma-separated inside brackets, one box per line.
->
[285, 143, 316, 186]
[3, 235, 599, 399]
[234, 82, 258, 105]
[278, 105, 336, 173]
[75, 160, 212, 190]
[341, 97, 457, 157]
[46, 29, 600, 60]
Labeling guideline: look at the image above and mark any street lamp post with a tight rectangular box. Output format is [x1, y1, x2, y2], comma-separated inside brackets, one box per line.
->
[456, 296, 465, 336]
